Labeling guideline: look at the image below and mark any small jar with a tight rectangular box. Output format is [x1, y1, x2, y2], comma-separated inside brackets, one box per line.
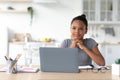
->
[24, 33, 31, 42]
[24, 36, 28, 42]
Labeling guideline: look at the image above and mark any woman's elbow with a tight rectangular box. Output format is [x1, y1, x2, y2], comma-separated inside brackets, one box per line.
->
[98, 59, 105, 66]
[99, 62, 105, 66]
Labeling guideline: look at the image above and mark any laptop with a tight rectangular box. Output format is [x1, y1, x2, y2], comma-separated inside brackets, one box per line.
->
[39, 47, 80, 73]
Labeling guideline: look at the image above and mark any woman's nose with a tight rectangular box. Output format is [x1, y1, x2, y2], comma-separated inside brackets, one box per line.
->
[75, 29, 79, 32]
[75, 29, 80, 33]
[75, 29, 82, 34]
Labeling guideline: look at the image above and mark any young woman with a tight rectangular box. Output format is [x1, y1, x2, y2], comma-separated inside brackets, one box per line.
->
[61, 14, 105, 66]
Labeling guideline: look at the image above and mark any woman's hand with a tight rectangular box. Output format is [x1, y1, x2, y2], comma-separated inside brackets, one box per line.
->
[70, 40, 78, 48]
[76, 40, 85, 50]
[70, 39, 85, 49]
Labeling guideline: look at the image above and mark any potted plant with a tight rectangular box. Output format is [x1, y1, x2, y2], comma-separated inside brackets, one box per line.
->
[112, 58, 120, 76]
[115, 58, 120, 64]
[27, 6, 34, 25]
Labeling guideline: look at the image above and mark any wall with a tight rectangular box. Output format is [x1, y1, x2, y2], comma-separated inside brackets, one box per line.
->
[0, 0, 120, 65]
[0, 0, 82, 64]
[30, 0, 82, 41]
[0, 27, 8, 64]
[0, 0, 82, 42]
[0, 0, 120, 43]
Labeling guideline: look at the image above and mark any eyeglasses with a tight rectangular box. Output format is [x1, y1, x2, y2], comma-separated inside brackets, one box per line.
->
[79, 65, 110, 73]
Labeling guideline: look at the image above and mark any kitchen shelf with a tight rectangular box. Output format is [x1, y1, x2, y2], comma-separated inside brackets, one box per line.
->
[88, 21, 120, 25]
[0, 0, 32, 3]
[0, 9, 28, 13]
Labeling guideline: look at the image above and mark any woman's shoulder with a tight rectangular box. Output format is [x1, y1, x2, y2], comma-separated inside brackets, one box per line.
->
[63, 39, 72, 42]
[84, 38, 97, 44]
[62, 39, 72, 44]
[84, 38, 98, 49]
[84, 38, 96, 42]
[61, 39, 72, 48]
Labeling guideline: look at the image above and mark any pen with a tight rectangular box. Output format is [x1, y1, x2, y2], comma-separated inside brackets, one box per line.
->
[4, 56, 8, 61]
[10, 58, 13, 61]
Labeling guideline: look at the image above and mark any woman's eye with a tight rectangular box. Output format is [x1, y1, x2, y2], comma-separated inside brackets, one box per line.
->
[79, 28, 83, 30]
[72, 27, 76, 30]
[71, 27, 85, 31]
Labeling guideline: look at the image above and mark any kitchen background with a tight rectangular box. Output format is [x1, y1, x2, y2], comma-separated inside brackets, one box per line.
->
[0, 0, 120, 66]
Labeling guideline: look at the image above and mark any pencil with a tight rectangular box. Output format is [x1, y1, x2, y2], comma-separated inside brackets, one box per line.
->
[15, 54, 22, 60]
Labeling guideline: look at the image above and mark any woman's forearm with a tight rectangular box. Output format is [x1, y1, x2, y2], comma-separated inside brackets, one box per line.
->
[83, 46, 105, 66]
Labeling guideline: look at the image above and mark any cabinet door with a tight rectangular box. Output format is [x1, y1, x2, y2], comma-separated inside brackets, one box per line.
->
[0, 27, 8, 65]
[118, 0, 120, 21]
[9, 43, 25, 65]
[83, 0, 96, 21]
[105, 45, 120, 66]
[24, 43, 43, 66]
[25, 42, 58, 65]
[100, 0, 113, 21]
[9, 42, 59, 66]
[83, 0, 120, 22]
[116, 0, 120, 21]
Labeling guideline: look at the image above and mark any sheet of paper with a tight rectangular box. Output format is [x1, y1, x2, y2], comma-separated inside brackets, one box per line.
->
[17, 67, 39, 73]
[78, 65, 110, 70]
[78, 65, 92, 69]
[0, 67, 7, 72]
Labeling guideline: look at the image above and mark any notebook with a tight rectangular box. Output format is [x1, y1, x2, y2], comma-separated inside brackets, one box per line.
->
[17, 67, 39, 73]
[39, 47, 80, 73]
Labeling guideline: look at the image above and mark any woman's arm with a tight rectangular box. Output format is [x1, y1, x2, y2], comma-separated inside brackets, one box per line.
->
[77, 42, 105, 66]
[70, 40, 78, 48]
[61, 39, 105, 66]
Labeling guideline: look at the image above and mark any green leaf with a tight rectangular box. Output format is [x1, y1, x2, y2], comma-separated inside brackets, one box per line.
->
[115, 58, 120, 64]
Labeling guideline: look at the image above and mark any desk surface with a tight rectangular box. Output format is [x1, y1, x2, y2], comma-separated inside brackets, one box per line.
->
[0, 69, 120, 80]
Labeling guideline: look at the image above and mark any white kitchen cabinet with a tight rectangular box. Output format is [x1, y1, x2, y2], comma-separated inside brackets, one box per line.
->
[9, 43, 25, 65]
[9, 42, 58, 66]
[100, 0, 112, 21]
[82, 0, 120, 23]
[0, 27, 8, 65]
[83, 0, 96, 21]
[113, 0, 120, 21]
[101, 44, 120, 66]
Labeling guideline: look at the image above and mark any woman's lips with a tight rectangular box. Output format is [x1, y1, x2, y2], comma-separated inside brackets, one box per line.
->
[74, 35, 79, 37]
[73, 34, 81, 39]
[73, 36, 79, 39]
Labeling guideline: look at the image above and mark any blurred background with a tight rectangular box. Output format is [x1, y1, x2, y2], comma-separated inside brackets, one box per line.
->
[0, 0, 120, 66]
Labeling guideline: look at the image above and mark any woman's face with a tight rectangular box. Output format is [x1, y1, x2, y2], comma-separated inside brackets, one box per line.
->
[70, 20, 87, 40]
